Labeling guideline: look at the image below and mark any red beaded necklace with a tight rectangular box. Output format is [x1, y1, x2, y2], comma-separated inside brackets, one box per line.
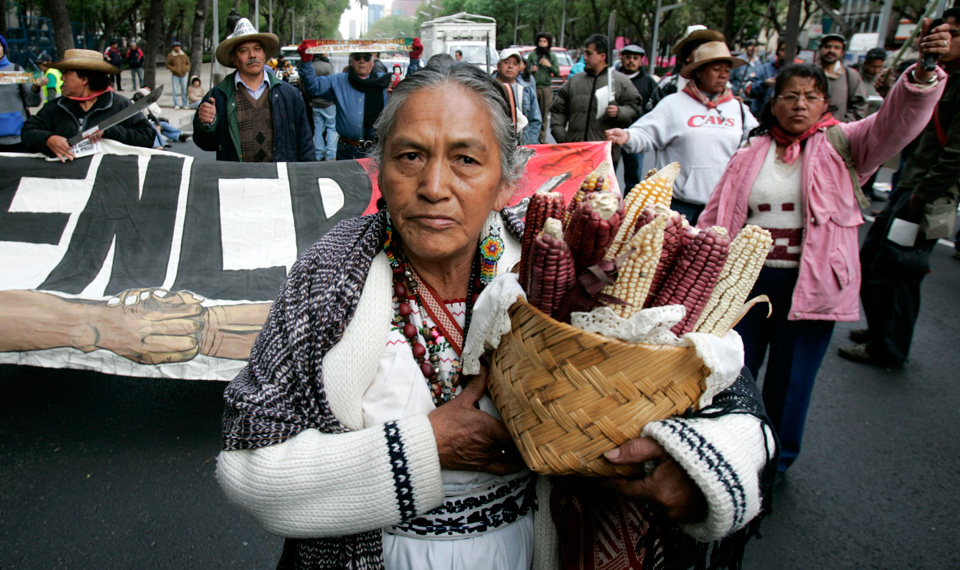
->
[384, 223, 483, 406]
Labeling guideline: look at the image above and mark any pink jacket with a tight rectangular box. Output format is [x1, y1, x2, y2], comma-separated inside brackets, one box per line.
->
[698, 65, 946, 321]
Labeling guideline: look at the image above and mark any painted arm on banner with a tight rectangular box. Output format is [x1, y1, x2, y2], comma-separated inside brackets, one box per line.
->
[0, 289, 271, 364]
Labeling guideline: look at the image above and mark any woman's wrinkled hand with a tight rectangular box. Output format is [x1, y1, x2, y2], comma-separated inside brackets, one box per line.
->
[428, 367, 524, 475]
[603, 437, 708, 524]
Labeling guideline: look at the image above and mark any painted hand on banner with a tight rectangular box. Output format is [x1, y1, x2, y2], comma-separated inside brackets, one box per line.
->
[89, 289, 206, 364]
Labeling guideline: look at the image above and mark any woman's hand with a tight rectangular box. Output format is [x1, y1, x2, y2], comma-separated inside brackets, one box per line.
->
[46, 135, 75, 162]
[428, 367, 524, 475]
[605, 128, 629, 146]
[604, 437, 708, 524]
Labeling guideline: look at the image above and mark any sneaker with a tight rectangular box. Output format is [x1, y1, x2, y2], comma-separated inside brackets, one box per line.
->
[837, 344, 903, 369]
[848, 328, 872, 344]
[174, 105, 181, 110]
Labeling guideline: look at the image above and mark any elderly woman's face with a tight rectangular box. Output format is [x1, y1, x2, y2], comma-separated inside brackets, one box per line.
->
[380, 85, 512, 268]
[773, 76, 829, 135]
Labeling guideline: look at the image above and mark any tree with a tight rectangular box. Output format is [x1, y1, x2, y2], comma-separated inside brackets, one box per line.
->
[189, 0, 209, 78]
[364, 15, 417, 39]
[143, 0, 164, 88]
[44, 0, 76, 58]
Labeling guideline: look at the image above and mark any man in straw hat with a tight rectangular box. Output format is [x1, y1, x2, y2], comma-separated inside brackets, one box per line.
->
[645, 25, 725, 112]
[817, 33, 867, 122]
[21, 49, 155, 161]
[296, 40, 391, 160]
[607, 41, 757, 223]
[193, 18, 315, 162]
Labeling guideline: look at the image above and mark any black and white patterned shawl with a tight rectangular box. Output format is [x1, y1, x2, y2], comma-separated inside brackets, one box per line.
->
[222, 211, 389, 569]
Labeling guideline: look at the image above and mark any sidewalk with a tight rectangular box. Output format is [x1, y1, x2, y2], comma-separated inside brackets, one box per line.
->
[112, 60, 220, 132]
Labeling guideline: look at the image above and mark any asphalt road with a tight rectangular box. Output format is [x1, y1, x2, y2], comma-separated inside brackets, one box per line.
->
[2, 149, 958, 568]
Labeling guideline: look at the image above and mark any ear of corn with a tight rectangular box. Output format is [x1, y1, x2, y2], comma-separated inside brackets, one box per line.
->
[652, 225, 731, 336]
[605, 162, 681, 262]
[528, 218, 576, 318]
[564, 191, 623, 275]
[520, 190, 566, 291]
[601, 212, 667, 319]
[564, 169, 612, 227]
[694, 225, 772, 336]
[635, 205, 688, 307]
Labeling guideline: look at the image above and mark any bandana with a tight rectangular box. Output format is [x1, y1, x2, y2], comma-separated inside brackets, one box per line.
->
[682, 81, 733, 110]
[770, 113, 841, 165]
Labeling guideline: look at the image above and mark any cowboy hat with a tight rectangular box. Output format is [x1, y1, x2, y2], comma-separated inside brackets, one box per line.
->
[671, 27, 725, 56]
[680, 41, 746, 78]
[215, 17, 279, 67]
[51, 49, 120, 75]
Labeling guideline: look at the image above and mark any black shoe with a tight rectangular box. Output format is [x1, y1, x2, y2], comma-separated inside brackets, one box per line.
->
[178, 133, 189, 142]
[848, 328, 872, 344]
[838, 344, 903, 369]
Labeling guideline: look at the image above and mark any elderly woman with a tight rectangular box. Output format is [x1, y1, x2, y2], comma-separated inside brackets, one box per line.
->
[698, 29, 948, 475]
[21, 49, 155, 161]
[217, 61, 775, 569]
[607, 42, 758, 224]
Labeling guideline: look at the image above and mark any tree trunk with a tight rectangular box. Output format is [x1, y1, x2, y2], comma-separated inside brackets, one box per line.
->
[143, 0, 164, 89]
[43, 0, 76, 58]
[723, 0, 737, 43]
[783, 0, 803, 63]
[99, 0, 144, 53]
[189, 0, 209, 78]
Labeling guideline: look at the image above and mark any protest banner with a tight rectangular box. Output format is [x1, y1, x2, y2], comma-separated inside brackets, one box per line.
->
[0, 140, 614, 380]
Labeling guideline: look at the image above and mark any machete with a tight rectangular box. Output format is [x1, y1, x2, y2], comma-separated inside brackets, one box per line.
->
[67, 85, 164, 147]
[607, 10, 616, 105]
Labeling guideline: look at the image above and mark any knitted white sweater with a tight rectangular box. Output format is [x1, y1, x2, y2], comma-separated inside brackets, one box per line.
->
[217, 218, 774, 568]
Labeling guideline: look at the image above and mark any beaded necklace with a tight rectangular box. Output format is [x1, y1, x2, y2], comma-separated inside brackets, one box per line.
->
[384, 222, 490, 406]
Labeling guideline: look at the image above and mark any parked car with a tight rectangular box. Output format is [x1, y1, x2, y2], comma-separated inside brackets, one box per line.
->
[516, 46, 573, 91]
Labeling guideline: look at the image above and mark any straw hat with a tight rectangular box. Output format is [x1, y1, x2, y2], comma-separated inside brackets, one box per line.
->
[215, 17, 279, 67]
[680, 41, 746, 78]
[52, 49, 120, 75]
[671, 27, 725, 56]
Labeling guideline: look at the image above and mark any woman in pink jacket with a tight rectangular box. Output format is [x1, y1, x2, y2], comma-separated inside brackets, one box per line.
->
[698, 51, 947, 473]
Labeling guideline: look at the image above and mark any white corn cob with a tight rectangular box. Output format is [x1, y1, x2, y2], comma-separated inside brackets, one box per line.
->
[605, 162, 681, 261]
[694, 225, 773, 336]
[601, 212, 667, 319]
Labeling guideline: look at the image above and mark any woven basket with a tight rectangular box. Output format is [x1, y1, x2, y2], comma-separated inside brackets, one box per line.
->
[487, 298, 710, 477]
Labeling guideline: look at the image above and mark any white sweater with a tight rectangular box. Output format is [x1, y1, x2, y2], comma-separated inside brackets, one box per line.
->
[624, 91, 759, 205]
[216, 215, 774, 568]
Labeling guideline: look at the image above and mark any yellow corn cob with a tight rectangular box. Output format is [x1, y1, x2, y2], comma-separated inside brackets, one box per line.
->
[601, 211, 667, 319]
[694, 225, 773, 336]
[604, 162, 681, 261]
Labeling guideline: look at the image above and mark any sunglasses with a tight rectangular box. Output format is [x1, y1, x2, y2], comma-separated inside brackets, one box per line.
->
[351, 53, 373, 62]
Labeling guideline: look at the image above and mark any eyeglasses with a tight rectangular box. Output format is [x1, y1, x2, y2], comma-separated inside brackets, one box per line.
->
[351, 53, 373, 62]
[777, 93, 826, 104]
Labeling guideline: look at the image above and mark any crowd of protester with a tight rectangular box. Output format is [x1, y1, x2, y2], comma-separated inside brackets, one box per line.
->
[1, 11, 958, 569]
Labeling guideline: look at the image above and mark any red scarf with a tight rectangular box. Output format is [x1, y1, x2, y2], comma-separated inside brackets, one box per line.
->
[682, 82, 733, 110]
[66, 87, 113, 102]
[770, 113, 841, 165]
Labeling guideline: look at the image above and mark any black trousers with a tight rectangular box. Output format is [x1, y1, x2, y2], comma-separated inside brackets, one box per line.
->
[858, 187, 936, 365]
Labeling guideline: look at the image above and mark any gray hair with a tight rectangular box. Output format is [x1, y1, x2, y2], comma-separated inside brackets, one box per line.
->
[371, 61, 526, 187]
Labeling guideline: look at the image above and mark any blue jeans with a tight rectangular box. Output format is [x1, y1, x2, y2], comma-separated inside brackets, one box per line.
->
[313, 106, 337, 161]
[172, 74, 189, 108]
[735, 266, 835, 473]
[621, 152, 645, 194]
[130, 67, 143, 90]
[159, 120, 182, 143]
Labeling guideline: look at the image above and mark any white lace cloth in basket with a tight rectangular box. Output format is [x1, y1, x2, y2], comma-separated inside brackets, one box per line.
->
[462, 273, 744, 408]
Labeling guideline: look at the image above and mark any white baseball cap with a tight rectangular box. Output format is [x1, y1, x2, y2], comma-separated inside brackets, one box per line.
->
[499, 48, 523, 62]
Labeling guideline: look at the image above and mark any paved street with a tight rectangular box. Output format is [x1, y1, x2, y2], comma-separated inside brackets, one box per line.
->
[4, 65, 959, 568]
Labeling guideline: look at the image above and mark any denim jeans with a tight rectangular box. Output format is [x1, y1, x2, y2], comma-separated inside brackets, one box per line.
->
[313, 106, 337, 161]
[172, 75, 189, 108]
[159, 120, 182, 143]
[621, 151, 645, 194]
[130, 67, 143, 90]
